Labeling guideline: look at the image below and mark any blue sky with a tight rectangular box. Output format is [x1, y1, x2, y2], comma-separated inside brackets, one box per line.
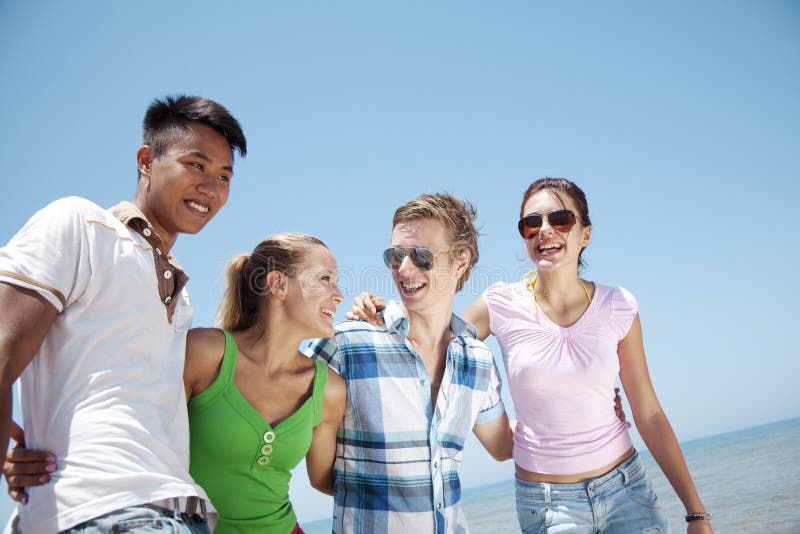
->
[1, 0, 798, 525]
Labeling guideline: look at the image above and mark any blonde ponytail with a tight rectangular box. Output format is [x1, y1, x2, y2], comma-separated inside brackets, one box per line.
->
[215, 233, 327, 332]
[217, 253, 259, 331]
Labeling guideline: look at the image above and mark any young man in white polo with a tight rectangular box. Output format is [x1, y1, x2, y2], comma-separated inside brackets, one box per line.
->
[0, 95, 246, 533]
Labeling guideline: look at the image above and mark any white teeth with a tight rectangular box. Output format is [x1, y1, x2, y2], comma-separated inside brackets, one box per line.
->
[539, 243, 561, 251]
[187, 200, 209, 214]
[402, 282, 423, 290]
[321, 308, 334, 317]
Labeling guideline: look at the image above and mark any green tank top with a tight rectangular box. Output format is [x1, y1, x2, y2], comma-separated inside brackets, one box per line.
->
[188, 330, 328, 533]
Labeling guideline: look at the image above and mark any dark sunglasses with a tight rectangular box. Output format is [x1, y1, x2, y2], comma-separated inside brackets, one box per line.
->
[517, 209, 577, 239]
[383, 247, 447, 271]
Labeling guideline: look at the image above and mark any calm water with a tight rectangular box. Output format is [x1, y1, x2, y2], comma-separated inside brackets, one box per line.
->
[303, 417, 800, 533]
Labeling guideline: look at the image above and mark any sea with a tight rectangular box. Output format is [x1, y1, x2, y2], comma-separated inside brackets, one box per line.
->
[301, 417, 800, 533]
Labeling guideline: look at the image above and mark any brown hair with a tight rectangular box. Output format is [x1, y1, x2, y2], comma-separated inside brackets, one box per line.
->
[392, 193, 479, 291]
[216, 233, 327, 331]
[520, 177, 591, 270]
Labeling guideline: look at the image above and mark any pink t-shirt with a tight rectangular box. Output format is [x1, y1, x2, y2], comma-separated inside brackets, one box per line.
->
[484, 281, 637, 475]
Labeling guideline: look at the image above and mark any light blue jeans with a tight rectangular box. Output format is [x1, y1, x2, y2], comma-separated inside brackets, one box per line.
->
[515, 451, 670, 534]
[59, 505, 211, 534]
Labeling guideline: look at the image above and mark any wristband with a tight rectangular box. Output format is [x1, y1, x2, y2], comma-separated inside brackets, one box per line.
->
[685, 512, 713, 522]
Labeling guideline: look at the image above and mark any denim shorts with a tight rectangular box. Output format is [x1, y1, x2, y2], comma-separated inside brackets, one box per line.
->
[515, 451, 669, 534]
[59, 504, 211, 534]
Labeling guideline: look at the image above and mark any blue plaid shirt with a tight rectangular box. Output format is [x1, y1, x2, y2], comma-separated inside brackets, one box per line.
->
[306, 301, 506, 534]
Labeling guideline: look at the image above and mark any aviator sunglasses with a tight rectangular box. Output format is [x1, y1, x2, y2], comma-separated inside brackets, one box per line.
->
[383, 247, 448, 271]
[517, 209, 577, 239]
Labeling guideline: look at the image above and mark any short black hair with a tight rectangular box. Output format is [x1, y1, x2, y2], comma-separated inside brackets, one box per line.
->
[141, 95, 246, 177]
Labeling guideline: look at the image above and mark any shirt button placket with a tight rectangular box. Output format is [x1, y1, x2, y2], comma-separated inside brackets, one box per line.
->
[257, 430, 276, 466]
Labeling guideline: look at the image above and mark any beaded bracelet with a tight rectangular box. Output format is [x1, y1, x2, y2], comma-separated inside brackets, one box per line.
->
[685, 512, 713, 522]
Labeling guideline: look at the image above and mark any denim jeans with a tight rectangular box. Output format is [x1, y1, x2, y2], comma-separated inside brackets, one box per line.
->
[59, 505, 211, 534]
[515, 451, 670, 534]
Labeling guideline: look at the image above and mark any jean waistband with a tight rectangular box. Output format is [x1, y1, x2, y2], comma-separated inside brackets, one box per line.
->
[148, 496, 209, 520]
[515, 450, 645, 493]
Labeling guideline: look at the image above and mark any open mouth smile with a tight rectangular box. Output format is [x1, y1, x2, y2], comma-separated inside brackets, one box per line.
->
[537, 242, 563, 256]
[185, 200, 210, 215]
[399, 280, 426, 295]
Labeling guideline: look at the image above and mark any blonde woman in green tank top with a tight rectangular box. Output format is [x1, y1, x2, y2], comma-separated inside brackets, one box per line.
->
[184, 233, 346, 533]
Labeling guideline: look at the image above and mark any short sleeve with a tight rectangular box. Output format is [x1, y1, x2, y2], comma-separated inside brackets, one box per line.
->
[483, 281, 528, 337]
[482, 281, 507, 315]
[0, 197, 92, 312]
[610, 286, 639, 340]
[474, 349, 506, 425]
[304, 336, 343, 375]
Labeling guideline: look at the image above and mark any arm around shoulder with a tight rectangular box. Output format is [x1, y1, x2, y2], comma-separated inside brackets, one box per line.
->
[306, 369, 346, 495]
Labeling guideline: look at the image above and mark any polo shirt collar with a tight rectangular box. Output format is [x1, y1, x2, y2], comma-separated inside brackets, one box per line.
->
[109, 202, 183, 265]
[110, 201, 155, 235]
[109, 201, 188, 322]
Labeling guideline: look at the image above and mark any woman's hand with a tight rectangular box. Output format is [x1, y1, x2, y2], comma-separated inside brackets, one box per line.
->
[613, 387, 630, 428]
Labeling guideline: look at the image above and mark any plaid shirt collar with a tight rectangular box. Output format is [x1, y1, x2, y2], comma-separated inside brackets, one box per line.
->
[382, 299, 478, 340]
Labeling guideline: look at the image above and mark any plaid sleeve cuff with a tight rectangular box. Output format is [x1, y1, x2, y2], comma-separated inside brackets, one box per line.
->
[474, 399, 506, 425]
[304, 336, 342, 374]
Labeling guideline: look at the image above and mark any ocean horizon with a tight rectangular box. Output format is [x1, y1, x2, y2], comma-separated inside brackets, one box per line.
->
[302, 417, 800, 533]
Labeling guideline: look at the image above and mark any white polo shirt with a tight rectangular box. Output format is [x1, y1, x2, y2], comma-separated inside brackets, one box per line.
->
[0, 197, 209, 533]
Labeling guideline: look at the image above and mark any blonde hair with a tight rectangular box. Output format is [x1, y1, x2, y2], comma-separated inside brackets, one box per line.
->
[392, 193, 479, 291]
[216, 233, 327, 331]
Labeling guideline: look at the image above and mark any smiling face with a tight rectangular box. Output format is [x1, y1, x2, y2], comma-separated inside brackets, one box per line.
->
[284, 245, 343, 339]
[389, 218, 467, 314]
[136, 122, 233, 249]
[521, 189, 591, 273]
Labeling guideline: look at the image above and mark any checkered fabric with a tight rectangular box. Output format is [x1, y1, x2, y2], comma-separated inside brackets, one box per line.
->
[306, 300, 505, 534]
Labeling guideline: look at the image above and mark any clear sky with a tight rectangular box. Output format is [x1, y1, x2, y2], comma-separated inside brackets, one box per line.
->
[1, 0, 798, 525]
